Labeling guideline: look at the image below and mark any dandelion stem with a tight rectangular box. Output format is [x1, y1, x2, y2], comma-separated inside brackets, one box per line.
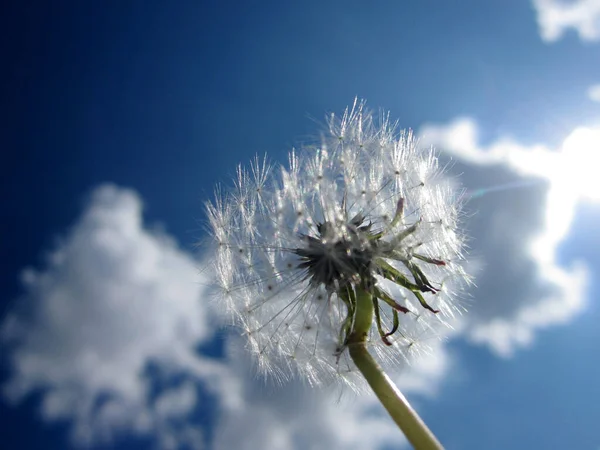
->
[347, 287, 444, 450]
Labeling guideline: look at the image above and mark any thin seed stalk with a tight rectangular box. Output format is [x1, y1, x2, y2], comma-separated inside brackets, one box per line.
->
[347, 287, 444, 450]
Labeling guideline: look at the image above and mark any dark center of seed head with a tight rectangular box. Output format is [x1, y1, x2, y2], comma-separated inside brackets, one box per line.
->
[294, 219, 376, 288]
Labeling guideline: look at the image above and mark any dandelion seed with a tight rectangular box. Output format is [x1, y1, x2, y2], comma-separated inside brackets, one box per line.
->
[206, 99, 469, 391]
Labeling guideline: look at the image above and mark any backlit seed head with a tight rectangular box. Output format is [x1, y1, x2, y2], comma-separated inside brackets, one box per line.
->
[206, 99, 470, 388]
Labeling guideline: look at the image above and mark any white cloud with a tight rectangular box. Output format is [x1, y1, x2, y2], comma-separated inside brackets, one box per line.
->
[3, 183, 450, 450]
[588, 84, 600, 102]
[212, 330, 457, 450]
[394, 338, 454, 397]
[420, 119, 592, 356]
[1, 184, 241, 448]
[2, 132, 595, 447]
[213, 336, 407, 450]
[154, 382, 198, 419]
[15, 141, 592, 446]
[531, 0, 600, 42]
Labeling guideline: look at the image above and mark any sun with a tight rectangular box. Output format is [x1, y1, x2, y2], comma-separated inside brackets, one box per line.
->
[561, 127, 600, 202]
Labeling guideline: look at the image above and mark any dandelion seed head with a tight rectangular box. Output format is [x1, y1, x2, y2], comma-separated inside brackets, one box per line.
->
[206, 99, 470, 389]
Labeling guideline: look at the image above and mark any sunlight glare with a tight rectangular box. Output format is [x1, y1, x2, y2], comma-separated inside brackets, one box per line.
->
[561, 127, 600, 202]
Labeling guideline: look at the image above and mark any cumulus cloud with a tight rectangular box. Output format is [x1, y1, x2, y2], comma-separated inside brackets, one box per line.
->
[420, 119, 592, 356]
[588, 84, 600, 102]
[213, 336, 406, 450]
[1, 185, 241, 448]
[531, 0, 600, 42]
[2, 183, 450, 449]
[212, 328, 457, 450]
[2, 130, 594, 447]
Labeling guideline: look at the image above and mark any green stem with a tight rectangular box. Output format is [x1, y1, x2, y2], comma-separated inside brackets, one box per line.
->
[347, 287, 443, 450]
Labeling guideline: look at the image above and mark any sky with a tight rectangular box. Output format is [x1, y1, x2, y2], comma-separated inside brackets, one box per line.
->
[1, 1, 600, 449]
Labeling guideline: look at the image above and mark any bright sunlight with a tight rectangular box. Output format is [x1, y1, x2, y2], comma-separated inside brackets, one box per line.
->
[561, 127, 600, 202]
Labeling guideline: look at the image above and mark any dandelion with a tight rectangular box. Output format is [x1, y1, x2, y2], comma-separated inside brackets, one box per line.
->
[207, 99, 469, 449]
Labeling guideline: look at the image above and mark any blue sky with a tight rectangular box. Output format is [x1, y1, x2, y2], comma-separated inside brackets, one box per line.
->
[2, 1, 600, 449]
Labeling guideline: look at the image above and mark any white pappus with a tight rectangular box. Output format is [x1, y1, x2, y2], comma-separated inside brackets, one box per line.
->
[206, 99, 470, 390]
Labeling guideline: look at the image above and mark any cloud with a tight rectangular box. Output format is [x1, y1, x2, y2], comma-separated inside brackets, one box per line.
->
[2, 127, 594, 447]
[154, 382, 198, 419]
[213, 336, 407, 450]
[15, 124, 593, 446]
[1, 184, 241, 448]
[2, 183, 450, 449]
[211, 327, 458, 450]
[531, 0, 600, 42]
[420, 119, 591, 357]
[588, 84, 600, 102]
